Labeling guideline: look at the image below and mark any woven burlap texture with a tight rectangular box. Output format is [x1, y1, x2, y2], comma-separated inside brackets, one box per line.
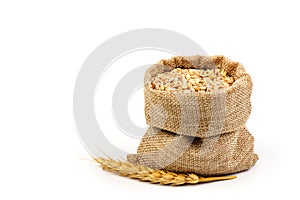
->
[127, 55, 258, 176]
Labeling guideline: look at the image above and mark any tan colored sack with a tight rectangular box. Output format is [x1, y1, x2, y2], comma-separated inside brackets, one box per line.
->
[128, 55, 258, 176]
[144, 55, 252, 138]
[128, 126, 258, 176]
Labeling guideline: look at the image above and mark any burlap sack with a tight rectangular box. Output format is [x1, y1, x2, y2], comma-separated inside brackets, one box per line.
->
[127, 55, 258, 176]
[144, 55, 252, 138]
[128, 126, 258, 176]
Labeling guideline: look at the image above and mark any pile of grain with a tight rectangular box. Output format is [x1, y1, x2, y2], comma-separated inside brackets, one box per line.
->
[150, 68, 234, 92]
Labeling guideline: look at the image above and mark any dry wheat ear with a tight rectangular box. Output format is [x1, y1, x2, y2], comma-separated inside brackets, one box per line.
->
[94, 157, 236, 186]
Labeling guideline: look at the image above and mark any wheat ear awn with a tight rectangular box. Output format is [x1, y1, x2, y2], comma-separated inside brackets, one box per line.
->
[94, 157, 236, 186]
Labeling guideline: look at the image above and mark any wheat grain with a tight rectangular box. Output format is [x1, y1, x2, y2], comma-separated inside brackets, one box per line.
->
[150, 68, 235, 92]
[94, 157, 236, 186]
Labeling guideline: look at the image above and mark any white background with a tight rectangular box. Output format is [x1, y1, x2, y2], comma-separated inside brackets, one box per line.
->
[1, 0, 299, 199]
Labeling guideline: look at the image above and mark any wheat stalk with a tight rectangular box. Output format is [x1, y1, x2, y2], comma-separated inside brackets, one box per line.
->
[94, 157, 236, 186]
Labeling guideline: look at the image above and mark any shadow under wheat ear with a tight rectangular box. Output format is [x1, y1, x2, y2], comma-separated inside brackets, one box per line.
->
[94, 157, 236, 186]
